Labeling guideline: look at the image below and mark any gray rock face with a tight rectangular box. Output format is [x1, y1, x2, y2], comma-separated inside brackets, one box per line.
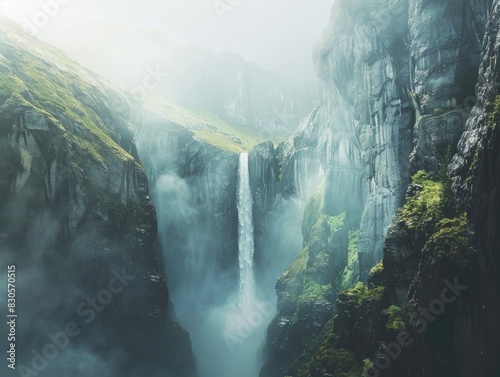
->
[248, 141, 295, 286]
[259, 0, 495, 375]
[451, 0, 500, 205]
[446, 4, 500, 374]
[409, 0, 489, 111]
[134, 111, 240, 303]
[283, 0, 492, 279]
[409, 110, 470, 173]
[309, 0, 414, 278]
[0, 20, 196, 377]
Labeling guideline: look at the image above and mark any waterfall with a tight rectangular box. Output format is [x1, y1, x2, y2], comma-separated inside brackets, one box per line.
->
[237, 152, 256, 312]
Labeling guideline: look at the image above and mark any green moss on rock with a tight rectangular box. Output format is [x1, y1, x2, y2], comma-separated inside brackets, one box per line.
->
[291, 318, 363, 377]
[0, 22, 132, 163]
[338, 229, 359, 290]
[296, 346, 362, 377]
[282, 246, 309, 278]
[302, 181, 326, 240]
[367, 261, 385, 287]
[384, 305, 405, 332]
[424, 212, 476, 267]
[298, 277, 333, 305]
[401, 171, 444, 231]
[488, 95, 500, 130]
[344, 282, 385, 307]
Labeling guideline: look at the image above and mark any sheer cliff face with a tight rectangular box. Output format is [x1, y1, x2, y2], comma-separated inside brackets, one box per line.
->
[0, 20, 195, 377]
[377, 2, 500, 375]
[260, 0, 497, 376]
[134, 112, 240, 305]
[447, 4, 500, 374]
[310, 0, 492, 278]
[312, 0, 413, 278]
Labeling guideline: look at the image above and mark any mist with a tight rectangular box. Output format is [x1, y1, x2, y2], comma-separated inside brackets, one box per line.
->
[1, 0, 333, 82]
[0, 1, 334, 376]
[3, 1, 500, 376]
[0, 213, 159, 377]
[131, 101, 316, 377]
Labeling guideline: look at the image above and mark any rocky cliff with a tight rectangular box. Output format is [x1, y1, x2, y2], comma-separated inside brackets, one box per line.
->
[0, 18, 196, 377]
[259, 0, 499, 376]
[114, 0, 500, 375]
[10, 0, 496, 375]
[133, 109, 241, 304]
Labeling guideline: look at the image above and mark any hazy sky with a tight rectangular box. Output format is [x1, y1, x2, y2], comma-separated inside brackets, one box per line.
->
[0, 0, 334, 81]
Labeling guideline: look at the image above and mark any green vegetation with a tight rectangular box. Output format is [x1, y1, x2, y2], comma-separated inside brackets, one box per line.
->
[292, 318, 363, 377]
[306, 212, 347, 257]
[287, 271, 384, 377]
[384, 305, 405, 332]
[149, 98, 281, 152]
[468, 148, 480, 178]
[283, 247, 309, 278]
[301, 181, 347, 243]
[400, 169, 475, 264]
[363, 359, 375, 376]
[279, 185, 350, 331]
[340, 229, 360, 290]
[324, 212, 347, 234]
[296, 345, 362, 377]
[368, 261, 383, 278]
[397, 169, 477, 269]
[401, 171, 445, 230]
[367, 260, 384, 287]
[302, 181, 326, 239]
[344, 282, 385, 307]
[488, 95, 500, 130]
[0, 71, 25, 101]
[0, 22, 132, 163]
[291, 318, 363, 377]
[400, 168, 457, 235]
[298, 277, 333, 305]
[425, 212, 476, 265]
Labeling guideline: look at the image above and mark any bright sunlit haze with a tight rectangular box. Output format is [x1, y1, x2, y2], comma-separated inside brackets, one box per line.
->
[0, 0, 334, 82]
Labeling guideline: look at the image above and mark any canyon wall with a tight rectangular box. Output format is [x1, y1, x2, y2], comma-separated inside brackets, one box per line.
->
[0, 19, 196, 377]
[259, 0, 499, 376]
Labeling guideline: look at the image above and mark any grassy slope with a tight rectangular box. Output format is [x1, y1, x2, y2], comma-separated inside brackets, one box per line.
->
[148, 96, 283, 153]
[0, 18, 134, 163]
[0, 18, 272, 160]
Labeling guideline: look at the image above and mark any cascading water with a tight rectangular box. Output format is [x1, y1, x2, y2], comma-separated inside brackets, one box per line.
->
[150, 149, 277, 377]
[237, 152, 256, 312]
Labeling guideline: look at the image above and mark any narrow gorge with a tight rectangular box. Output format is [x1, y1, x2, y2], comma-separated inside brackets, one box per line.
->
[0, 0, 499, 376]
